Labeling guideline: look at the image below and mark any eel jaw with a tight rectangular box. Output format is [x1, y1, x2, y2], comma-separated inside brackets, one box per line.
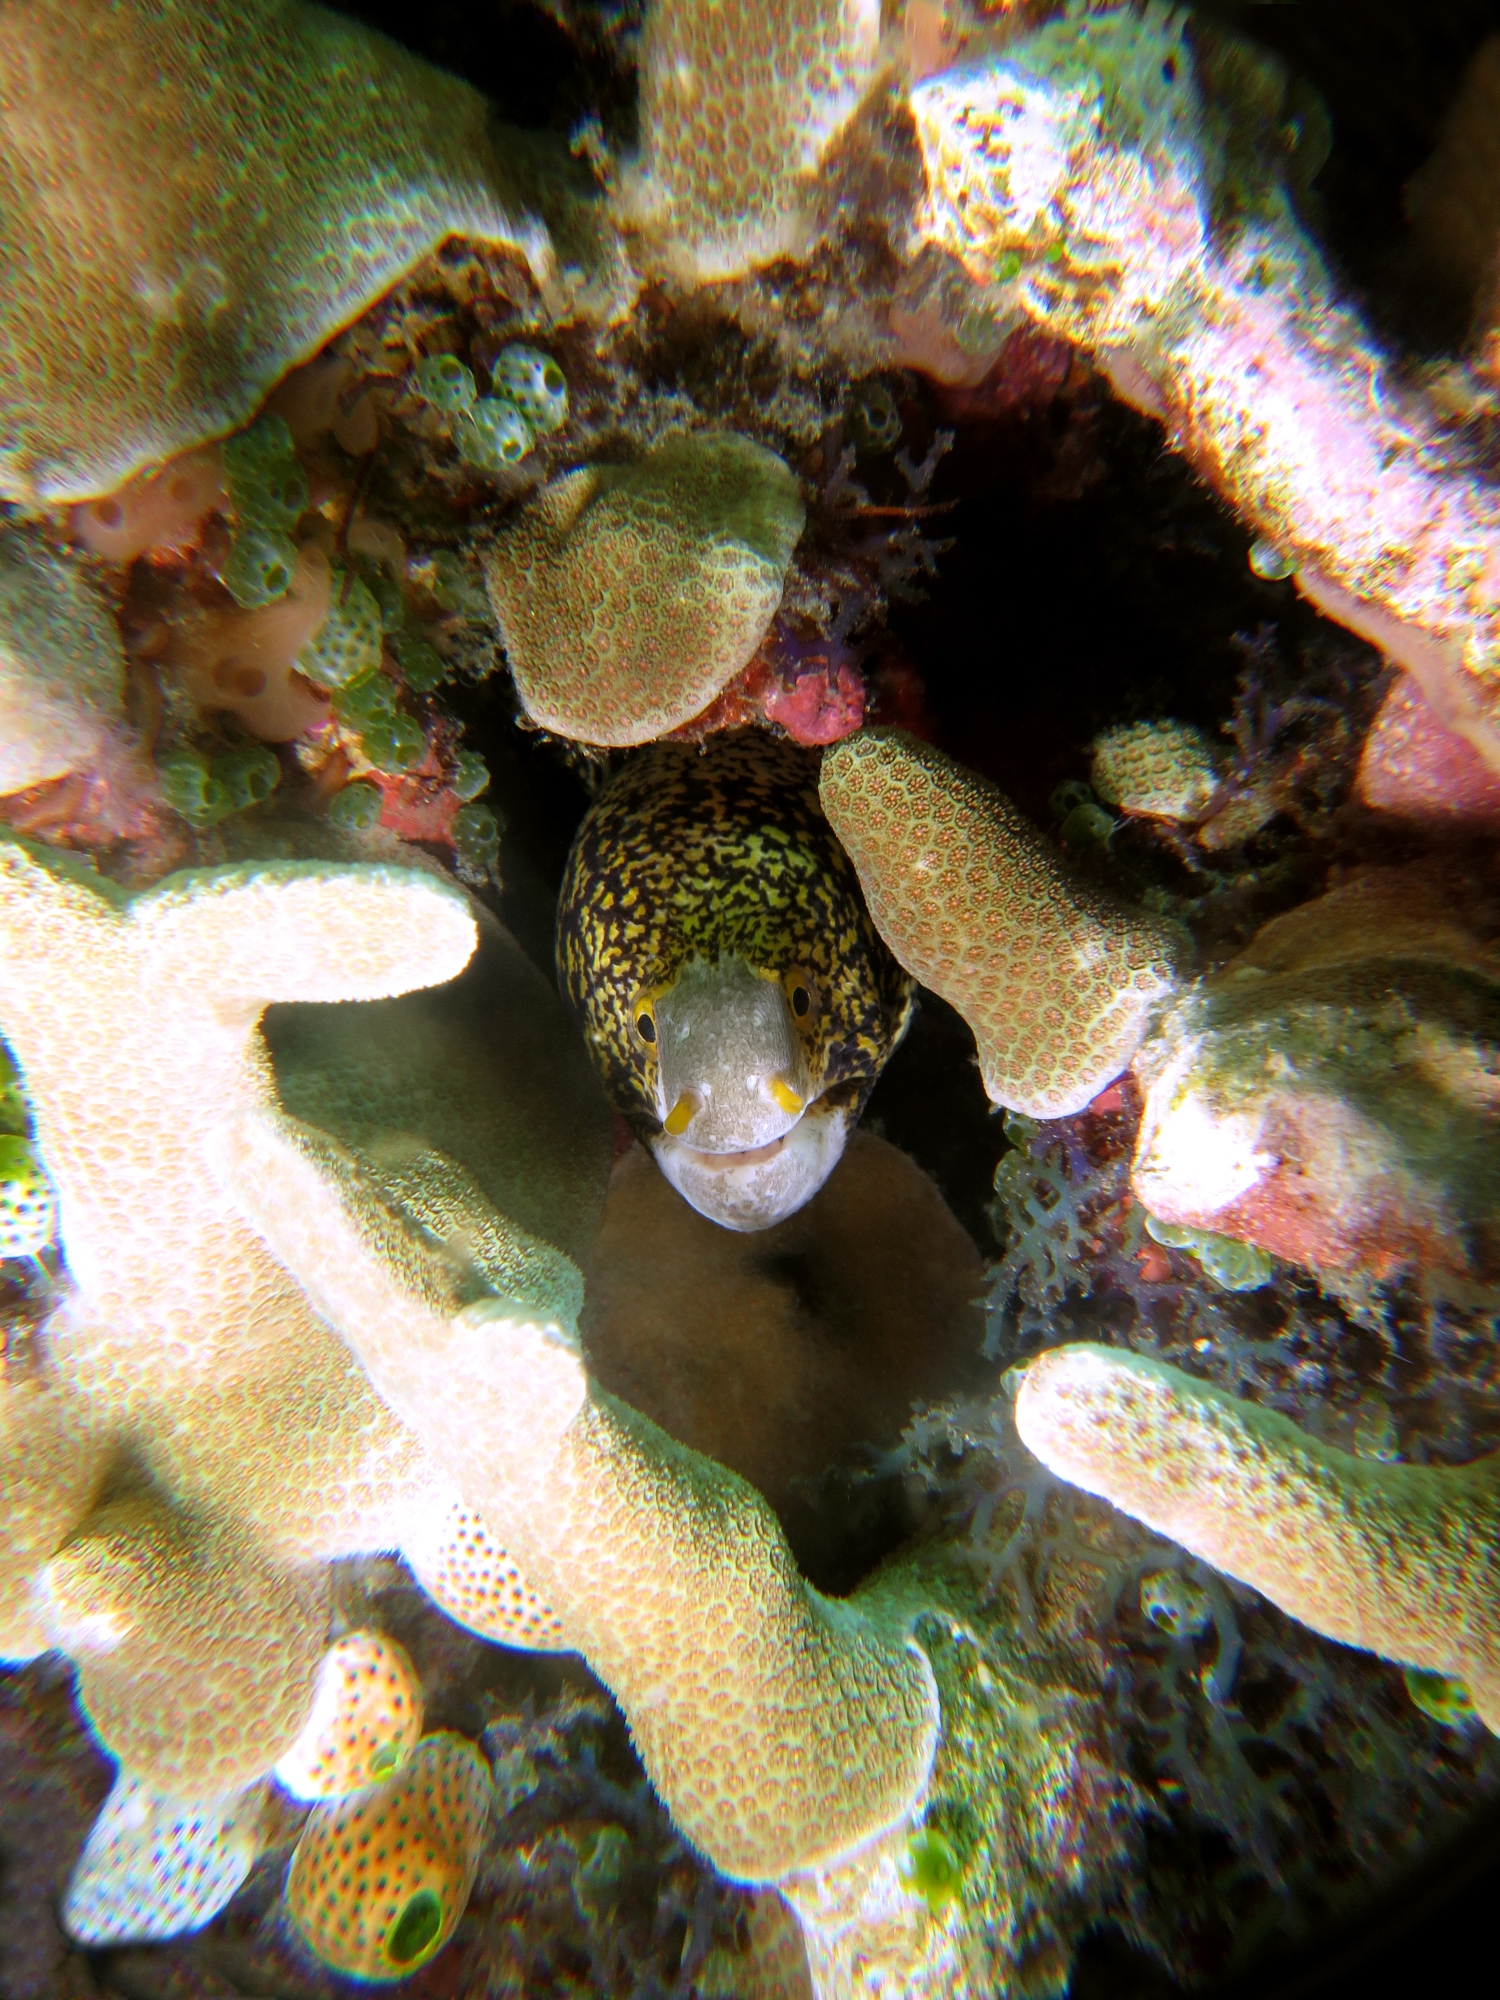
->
[648, 1098, 851, 1231]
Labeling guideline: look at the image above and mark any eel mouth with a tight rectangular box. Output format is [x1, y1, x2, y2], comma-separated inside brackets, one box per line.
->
[674, 1131, 790, 1171]
[649, 1099, 851, 1231]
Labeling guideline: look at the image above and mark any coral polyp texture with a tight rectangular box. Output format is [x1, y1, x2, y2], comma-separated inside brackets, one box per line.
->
[616, 0, 886, 281]
[62, 1768, 267, 1948]
[285, 1730, 490, 1980]
[1090, 717, 1221, 823]
[820, 728, 1180, 1117]
[0, 527, 129, 798]
[218, 1102, 942, 1889]
[1015, 1343, 1500, 1731]
[1130, 869, 1500, 1294]
[273, 1629, 424, 1801]
[0, 0, 559, 503]
[485, 431, 806, 746]
[908, 0, 1500, 773]
[0, 835, 615, 1943]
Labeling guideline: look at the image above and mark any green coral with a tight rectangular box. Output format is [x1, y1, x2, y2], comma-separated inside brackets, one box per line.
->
[900, 1825, 964, 1914]
[0, 1047, 51, 1260]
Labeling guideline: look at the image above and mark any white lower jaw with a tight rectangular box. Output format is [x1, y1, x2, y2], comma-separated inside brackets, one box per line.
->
[649, 1107, 851, 1231]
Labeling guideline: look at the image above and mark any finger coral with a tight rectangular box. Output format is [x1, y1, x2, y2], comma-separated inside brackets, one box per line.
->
[273, 1630, 424, 1801]
[1015, 1343, 1500, 1731]
[215, 1106, 942, 1887]
[485, 432, 806, 746]
[819, 728, 1180, 1117]
[285, 1730, 490, 1979]
[0, 0, 559, 503]
[615, 0, 887, 282]
[0, 527, 129, 797]
[0, 834, 610, 1942]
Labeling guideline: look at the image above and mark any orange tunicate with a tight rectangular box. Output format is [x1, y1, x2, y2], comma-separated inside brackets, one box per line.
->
[273, 1630, 425, 1802]
[820, 728, 1181, 1118]
[69, 446, 228, 565]
[168, 541, 333, 740]
[285, 1731, 490, 1981]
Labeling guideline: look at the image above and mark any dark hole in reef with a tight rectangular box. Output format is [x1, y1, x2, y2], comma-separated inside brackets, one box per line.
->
[318, 0, 622, 139]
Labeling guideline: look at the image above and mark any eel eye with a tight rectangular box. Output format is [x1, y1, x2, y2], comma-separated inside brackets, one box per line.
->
[634, 1005, 657, 1045]
[783, 967, 815, 1022]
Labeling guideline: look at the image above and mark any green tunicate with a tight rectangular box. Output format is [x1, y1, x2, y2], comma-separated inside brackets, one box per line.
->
[848, 380, 902, 456]
[0, 1047, 29, 1136]
[361, 713, 427, 772]
[452, 802, 500, 874]
[423, 549, 490, 620]
[214, 744, 281, 811]
[456, 395, 535, 471]
[222, 523, 298, 610]
[490, 344, 568, 434]
[1249, 537, 1295, 581]
[332, 669, 397, 731]
[1144, 1213, 1275, 1291]
[450, 750, 489, 801]
[158, 744, 279, 824]
[991, 249, 1023, 284]
[364, 564, 405, 633]
[1404, 1668, 1476, 1728]
[412, 352, 478, 415]
[0, 1131, 54, 1259]
[328, 780, 383, 832]
[385, 1887, 443, 1967]
[1140, 1569, 1212, 1639]
[574, 1825, 631, 1921]
[157, 750, 231, 826]
[298, 570, 384, 690]
[394, 627, 449, 693]
[222, 414, 308, 607]
[899, 1826, 963, 1914]
[1059, 801, 1117, 852]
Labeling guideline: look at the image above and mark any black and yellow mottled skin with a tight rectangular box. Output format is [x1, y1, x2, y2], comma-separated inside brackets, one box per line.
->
[556, 730, 914, 1141]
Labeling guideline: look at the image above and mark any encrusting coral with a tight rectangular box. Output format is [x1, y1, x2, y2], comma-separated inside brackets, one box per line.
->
[484, 432, 807, 747]
[820, 727, 1180, 1117]
[0, 527, 132, 800]
[1090, 717, 1221, 824]
[0, 0, 569, 504]
[1129, 867, 1500, 1296]
[1015, 1343, 1500, 1733]
[614, 0, 888, 283]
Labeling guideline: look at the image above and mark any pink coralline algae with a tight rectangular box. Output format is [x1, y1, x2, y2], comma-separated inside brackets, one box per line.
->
[1358, 672, 1500, 828]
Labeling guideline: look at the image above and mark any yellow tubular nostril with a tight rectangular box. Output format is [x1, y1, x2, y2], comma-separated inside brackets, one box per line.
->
[664, 1091, 698, 1137]
[768, 1076, 805, 1117]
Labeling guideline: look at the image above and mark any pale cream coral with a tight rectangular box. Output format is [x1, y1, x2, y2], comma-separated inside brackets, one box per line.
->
[0, 0, 557, 503]
[616, 0, 887, 282]
[820, 728, 1180, 1118]
[485, 432, 805, 746]
[1016, 1343, 1500, 1730]
[1090, 718, 1220, 822]
[0, 837, 601, 1818]
[215, 1106, 941, 1886]
[0, 528, 129, 796]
